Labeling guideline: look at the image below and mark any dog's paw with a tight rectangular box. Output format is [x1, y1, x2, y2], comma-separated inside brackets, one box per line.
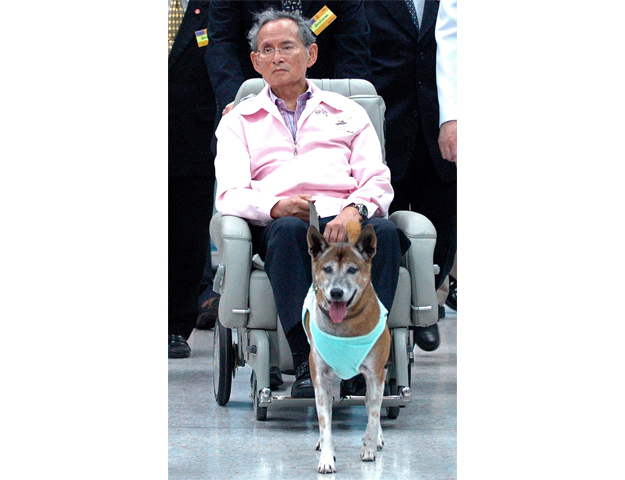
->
[317, 462, 337, 474]
[360, 446, 376, 462]
[377, 431, 385, 450]
[317, 452, 336, 474]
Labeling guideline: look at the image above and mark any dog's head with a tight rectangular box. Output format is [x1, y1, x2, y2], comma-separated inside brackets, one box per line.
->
[307, 221, 377, 324]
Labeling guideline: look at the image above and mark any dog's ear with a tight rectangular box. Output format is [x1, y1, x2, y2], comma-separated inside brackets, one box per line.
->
[355, 224, 377, 261]
[346, 220, 361, 244]
[307, 225, 329, 260]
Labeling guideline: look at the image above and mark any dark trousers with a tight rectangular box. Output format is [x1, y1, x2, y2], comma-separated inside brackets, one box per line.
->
[169, 176, 214, 339]
[390, 129, 457, 290]
[250, 216, 409, 347]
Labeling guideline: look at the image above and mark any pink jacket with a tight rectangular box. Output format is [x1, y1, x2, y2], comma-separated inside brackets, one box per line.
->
[214, 81, 393, 226]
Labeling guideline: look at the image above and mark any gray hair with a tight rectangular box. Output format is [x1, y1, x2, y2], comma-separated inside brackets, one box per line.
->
[247, 7, 316, 52]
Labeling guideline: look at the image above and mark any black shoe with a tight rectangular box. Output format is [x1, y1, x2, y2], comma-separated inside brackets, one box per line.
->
[270, 366, 284, 390]
[196, 297, 219, 330]
[414, 323, 440, 352]
[340, 374, 390, 397]
[445, 275, 457, 311]
[438, 304, 446, 319]
[169, 334, 191, 358]
[340, 373, 366, 397]
[291, 361, 315, 398]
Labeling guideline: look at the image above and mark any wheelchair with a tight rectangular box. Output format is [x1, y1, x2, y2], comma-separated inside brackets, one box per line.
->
[210, 78, 439, 420]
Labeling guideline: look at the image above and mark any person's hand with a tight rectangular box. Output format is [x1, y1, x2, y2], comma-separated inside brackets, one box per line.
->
[270, 195, 314, 221]
[438, 120, 457, 163]
[324, 206, 362, 243]
[222, 102, 234, 116]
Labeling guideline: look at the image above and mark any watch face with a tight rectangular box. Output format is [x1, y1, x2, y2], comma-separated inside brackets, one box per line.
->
[347, 203, 367, 219]
[358, 204, 368, 218]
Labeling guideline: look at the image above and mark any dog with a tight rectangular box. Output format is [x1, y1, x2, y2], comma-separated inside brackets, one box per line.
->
[303, 220, 391, 474]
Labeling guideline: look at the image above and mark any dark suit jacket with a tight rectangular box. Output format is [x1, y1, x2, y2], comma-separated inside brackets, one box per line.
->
[169, 0, 217, 177]
[365, 0, 456, 183]
[205, 1, 371, 112]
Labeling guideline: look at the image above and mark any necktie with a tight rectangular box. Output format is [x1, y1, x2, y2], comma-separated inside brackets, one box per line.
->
[168, 0, 185, 54]
[282, 0, 302, 13]
[404, 0, 420, 30]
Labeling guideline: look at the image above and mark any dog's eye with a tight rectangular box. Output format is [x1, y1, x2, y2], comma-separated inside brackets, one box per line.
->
[347, 266, 359, 274]
[322, 266, 333, 274]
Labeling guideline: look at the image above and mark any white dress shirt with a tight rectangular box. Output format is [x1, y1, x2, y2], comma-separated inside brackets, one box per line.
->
[411, 0, 426, 28]
[435, 0, 457, 126]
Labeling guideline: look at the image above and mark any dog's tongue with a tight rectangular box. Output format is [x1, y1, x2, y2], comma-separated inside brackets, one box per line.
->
[329, 302, 347, 324]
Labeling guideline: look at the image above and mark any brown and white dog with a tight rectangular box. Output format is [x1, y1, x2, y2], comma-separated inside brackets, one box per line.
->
[304, 220, 391, 474]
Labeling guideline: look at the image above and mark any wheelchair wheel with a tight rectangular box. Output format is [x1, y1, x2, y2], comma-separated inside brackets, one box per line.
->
[213, 320, 234, 406]
[386, 378, 400, 419]
[251, 371, 268, 421]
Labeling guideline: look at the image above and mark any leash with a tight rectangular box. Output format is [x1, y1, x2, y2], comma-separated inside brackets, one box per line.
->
[309, 200, 319, 290]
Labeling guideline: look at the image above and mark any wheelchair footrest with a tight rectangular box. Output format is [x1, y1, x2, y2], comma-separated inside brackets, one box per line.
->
[256, 386, 412, 409]
[337, 387, 412, 408]
[257, 394, 317, 408]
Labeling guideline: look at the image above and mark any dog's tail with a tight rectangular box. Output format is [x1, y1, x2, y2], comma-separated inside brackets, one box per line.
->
[346, 220, 361, 244]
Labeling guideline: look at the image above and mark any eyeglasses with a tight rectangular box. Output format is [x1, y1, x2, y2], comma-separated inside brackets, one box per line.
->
[256, 45, 302, 61]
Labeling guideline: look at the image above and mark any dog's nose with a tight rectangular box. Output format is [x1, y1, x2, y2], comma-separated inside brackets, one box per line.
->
[330, 288, 344, 300]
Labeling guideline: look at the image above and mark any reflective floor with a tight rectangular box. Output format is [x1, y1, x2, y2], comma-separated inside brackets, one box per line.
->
[169, 308, 457, 480]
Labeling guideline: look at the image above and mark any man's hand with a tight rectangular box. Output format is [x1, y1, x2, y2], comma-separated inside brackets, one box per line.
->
[324, 206, 362, 243]
[438, 120, 457, 163]
[222, 102, 234, 116]
[270, 194, 314, 221]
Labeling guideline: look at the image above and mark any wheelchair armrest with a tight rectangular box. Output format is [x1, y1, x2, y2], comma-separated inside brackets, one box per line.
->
[209, 212, 253, 328]
[389, 211, 440, 327]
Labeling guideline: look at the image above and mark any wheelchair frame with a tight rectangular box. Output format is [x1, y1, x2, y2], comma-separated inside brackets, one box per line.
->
[209, 79, 439, 421]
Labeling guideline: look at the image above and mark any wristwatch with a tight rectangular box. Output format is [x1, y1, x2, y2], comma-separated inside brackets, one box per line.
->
[345, 203, 368, 220]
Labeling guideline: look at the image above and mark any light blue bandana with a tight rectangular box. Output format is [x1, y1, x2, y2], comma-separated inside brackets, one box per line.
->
[302, 285, 388, 380]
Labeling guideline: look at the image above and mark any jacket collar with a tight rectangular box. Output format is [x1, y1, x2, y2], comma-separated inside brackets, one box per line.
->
[237, 80, 344, 120]
[418, 0, 439, 42]
[378, 0, 439, 42]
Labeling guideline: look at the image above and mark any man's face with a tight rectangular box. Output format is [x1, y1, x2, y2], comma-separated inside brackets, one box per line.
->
[251, 19, 318, 89]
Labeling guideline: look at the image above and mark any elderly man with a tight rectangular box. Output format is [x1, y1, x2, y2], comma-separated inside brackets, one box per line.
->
[214, 8, 409, 398]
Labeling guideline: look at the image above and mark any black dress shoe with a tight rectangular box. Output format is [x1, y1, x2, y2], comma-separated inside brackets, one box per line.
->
[445, 275, 457, 311]
[196, 297, 219, 330]
[414, 323, 440, 352]
[169, 334, 191, 358]
[340, 373, 366, 397]
[270, 366, 284, 390]
[291, 361, 315, 398]
[340, 373, 390, 397]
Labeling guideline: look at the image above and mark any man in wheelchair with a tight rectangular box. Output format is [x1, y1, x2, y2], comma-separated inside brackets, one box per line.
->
[213, 8, 410, 398]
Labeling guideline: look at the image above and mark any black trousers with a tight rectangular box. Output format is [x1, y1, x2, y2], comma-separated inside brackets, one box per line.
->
[390, 129, 457, 291]
[168, 176, 214, 339]
[250, 216, 410, 339]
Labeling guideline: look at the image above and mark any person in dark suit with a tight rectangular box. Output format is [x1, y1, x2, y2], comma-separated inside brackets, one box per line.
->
[365, 0, 457, 351]
[205, 1, 371, 115]
[169, 0, 218, 358]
